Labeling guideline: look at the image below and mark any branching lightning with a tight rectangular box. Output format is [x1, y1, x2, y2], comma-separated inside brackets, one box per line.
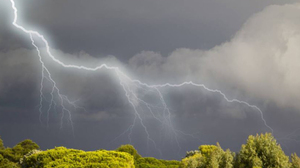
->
[8, 0, 273, 155]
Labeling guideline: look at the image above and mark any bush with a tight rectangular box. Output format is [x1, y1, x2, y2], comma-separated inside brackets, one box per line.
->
[21, 147, 134, 168]
[137, 157, 180, 168]
[116, 144, 180, 168]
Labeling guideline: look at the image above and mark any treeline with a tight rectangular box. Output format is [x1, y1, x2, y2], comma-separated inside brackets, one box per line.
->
[0, 133, 300, 167]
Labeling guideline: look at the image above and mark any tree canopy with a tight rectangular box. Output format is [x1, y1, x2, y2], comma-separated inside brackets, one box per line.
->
[291, 153, 300, 168]
[181, 143, 234, 168]
[116, 144, 142, 161]
[236, 133, 289, 168]
[0, 133, 298, 168]
[0, 139, 39, 163]
[22, 147, 134, 168]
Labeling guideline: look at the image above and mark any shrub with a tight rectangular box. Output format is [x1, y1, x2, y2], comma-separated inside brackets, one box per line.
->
[21, 147, 134, 168]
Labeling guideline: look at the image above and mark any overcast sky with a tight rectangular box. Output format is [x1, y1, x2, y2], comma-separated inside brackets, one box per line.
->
[0, 0, 300, 160]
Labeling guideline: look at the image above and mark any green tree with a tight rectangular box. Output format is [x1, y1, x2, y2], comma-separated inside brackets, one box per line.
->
[14, 139, 39, 155]
[206, 143, 234, 168]
[116, 144, 141, 161]
[185, 150, 199, 158]
[181, 143, 234, 168]
[0, 154, 19, 168]
[1, 139, 39, 163]
[291, 153, 300, 168]
[220, 149, 234, 168]
[199, 145, 218, 158]
[116, 144, 179, 168]
[236, 133, 289, 168]
[0, 136, 4, 150]
[181, 152, 202, 168]
[207, 144, 223, 168]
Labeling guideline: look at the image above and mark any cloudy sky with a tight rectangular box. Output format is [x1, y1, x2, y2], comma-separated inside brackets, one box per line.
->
[1, 0, 300, 160]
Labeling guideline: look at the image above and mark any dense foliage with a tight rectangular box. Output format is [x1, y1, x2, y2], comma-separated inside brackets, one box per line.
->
[116, 144, 180, 168]
[236, 133, 289, 168]
[0, 137, 4, 150]
[0, 133, 298, 167]
[181, 143, 234, 168]
[21, 147, 134, 168]
[291, 153, 300, 168]
[116, 144, 142, 161]
[0, 138, 39, 167]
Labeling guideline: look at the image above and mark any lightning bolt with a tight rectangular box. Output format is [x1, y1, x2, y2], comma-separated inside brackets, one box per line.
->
[8, 0, 273, 155]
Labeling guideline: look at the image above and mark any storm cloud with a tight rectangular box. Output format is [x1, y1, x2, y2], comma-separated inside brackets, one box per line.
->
[1, 0, 300, 160]
[129, 3, 300, 111]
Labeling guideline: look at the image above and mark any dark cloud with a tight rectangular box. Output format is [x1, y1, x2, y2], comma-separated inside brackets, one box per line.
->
[129, 3, 300, 110]
[0, 0, 300, 160]
[1, 0, 297, 60]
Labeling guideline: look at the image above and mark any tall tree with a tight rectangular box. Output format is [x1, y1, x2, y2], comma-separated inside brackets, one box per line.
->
[236, 133, 289, 168]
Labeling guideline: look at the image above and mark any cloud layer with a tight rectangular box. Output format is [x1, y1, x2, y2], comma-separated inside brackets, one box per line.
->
[129, 3, 300, 111]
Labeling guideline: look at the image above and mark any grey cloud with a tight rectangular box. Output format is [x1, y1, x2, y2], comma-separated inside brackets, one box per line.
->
[3, 0, 296, 61]
[0, 48, 129, 119]
[129, 3, 300, 111]
[2, 2, 300, 126]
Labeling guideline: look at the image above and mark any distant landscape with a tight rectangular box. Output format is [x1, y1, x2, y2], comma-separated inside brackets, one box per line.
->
[0, 133, 299, 168]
